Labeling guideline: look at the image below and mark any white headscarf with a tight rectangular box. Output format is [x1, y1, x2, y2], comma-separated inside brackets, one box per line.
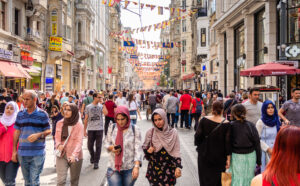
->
[0, 101, 19, 127]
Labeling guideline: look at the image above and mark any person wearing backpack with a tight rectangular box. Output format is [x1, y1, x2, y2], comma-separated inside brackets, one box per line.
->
[190, 92, 205, 131]
[194, 101, 231, 186]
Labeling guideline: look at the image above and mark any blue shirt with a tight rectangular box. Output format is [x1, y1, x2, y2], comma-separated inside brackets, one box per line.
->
[14, 107, 50, 156]
[60, 97, 69, 105]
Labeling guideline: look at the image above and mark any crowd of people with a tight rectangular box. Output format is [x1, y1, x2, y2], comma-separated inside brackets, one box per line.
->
[0, 87, 299, 186]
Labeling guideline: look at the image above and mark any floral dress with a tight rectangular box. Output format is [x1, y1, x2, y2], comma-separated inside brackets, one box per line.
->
[144, 147, 182, 186]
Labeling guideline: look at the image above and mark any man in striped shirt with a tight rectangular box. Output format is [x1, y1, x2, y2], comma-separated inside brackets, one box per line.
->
[12, 90, 51, 186]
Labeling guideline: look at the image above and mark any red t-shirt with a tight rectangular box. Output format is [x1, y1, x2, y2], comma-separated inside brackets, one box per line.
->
[180, 94, 192, 110]
[263, 174, 300, 186]
[105, 100, 117, 118]
[191, 98, 203, 113]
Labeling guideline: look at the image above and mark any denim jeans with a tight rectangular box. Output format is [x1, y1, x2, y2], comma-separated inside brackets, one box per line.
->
[129, 111, 137, 125]
[18, 155, 45, 186]
[107, 168, 136, 186]
[0, 161, 19, 186]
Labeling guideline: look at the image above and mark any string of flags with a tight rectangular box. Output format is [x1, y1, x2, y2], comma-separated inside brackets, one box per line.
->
[112, 9, 197, 35]
[102, 0, 188, 16]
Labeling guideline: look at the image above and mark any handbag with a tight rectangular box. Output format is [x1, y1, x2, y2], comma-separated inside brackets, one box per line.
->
[221, 169, 232, 186]
[55, 127, 72, 157]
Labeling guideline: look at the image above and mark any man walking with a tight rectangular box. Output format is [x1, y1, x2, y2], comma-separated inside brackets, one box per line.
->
[103, 94, 116, 136]
[162, 90, 171, 111]
[242, 88, 263, 125]
[148, 91, 157, 113]
[81, 90, 94, 119]
[12, 90, 51, 186]
[84, 93, 107, 169]
[179, 90, 192, 129]
[279, 87, 300, 126]
[115, 91, 127, 106]
[166, 92, 179, 127]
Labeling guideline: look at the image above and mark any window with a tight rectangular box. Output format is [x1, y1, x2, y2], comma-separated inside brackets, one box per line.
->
[176, 24, 180, 34]
[201, 28, 206, 47]
[182, 39, 186, 52]
[66, 26, 71, 39]
[67, 0, 72, 16]
[234, 24, 245, 89]
[287, 0, 300, 43]
[78, 22, 81, 42]
[210, 60, 218, 74]
[210, 0, 216, 14]
[36, 21, 40, 37]
[182, 0, 186, 9]
[0, 1, 5, 30]
[14, 8, 20, 36]
[182, 20, 186, 32]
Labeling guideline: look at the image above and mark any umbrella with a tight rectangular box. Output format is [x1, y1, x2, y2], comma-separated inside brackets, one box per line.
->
[240, 63, 299, 77]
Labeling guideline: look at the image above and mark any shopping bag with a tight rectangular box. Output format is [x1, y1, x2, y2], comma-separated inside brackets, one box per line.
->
[221, 170, 232, 186]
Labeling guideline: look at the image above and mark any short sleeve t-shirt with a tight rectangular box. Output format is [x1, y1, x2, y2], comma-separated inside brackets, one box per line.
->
[180, 94, 192, 110]
[242, 100, 263, 125]
[85, 104, 104, 131]
[14, 108, 50, 156]
[281, 99, 300, 126]
[83, 96, 93, 106]
[192, 98, 203, 113]
[105, 100, 117, 118]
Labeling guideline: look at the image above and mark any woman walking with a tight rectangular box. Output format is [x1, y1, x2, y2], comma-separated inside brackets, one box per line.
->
[143, 108, 182, 186]
[0, 101, 19, 186]
[55, 103, 83, 186]
[127, 94, 141, 125]
[195, 101, 231, 186]
[230, 104, 261, 186]
[105, 106, 143, 186]
[256, 100, 281, 172]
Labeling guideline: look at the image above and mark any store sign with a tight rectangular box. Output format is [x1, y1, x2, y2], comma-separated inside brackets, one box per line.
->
[285, 45, 300, 58]
[19, 44, 30, 51]
[51, 10, 58, 36]
[0, 48, 13, 61]
[49, 36, 62, 51]
[21, 51, 33, 66]
[46, 64, 55, 78]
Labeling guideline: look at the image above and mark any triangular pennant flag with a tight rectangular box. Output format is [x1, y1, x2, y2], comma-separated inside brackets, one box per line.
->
[164, 7, 169, 10]
[145, 4, 151, 8]
[124, 0, 130, 8]
[133, 2, 138, 5]
[177, 8, 181, 16]
[148, 25, 152, 32]
[141, 3, 144, 9]
[102, 0, 107, 5]
[170, 8, 175, 16]
[114, 0, 121, 4]
[150, 5, 156, 11]
[158, 6, 163, 15]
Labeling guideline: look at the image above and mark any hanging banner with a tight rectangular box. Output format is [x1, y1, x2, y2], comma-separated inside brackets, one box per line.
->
[123, 41, 135, 47]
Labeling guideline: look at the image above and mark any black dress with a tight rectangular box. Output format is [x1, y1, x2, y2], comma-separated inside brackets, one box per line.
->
[194, 117, 231, 186]
[144, 148, 182, 186]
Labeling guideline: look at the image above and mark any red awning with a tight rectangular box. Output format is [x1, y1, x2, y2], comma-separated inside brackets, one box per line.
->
[182, 73, 195, 80]
[240, 63, 299, 77]
[16, 64, 32, 79]
[0, 61, 29, 78]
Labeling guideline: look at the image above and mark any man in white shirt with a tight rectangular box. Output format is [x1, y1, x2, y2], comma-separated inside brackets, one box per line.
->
[242, 88, 263, 125]
[135, 91, 141, 110]
[115, 91, 127, 106]
[162, 91, 171, 110]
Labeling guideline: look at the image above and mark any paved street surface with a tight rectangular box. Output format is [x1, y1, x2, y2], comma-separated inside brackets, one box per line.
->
[12, 111, 199, 186]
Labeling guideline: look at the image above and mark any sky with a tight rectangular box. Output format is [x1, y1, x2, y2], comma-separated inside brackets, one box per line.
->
[120, 0, 171, 88]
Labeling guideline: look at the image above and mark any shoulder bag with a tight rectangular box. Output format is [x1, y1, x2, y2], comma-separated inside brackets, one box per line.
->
[55, 127, 72, 157]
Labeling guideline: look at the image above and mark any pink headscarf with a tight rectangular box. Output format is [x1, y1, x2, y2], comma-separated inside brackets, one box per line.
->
[143, 108, 181, 158]
[114, 106, 131, 171]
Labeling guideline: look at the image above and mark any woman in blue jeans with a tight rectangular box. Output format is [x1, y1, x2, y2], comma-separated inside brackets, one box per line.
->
[104, 106, 143, 186]
[127, 94, 142, 125]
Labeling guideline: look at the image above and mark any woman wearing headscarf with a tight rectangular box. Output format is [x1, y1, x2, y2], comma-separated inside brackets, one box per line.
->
[55, 103, 83, 186]
[143, 108, 182, 186]
[0, 101, 19, 186]
[104, 106, 143, 186]
[256, 100, 281, 172]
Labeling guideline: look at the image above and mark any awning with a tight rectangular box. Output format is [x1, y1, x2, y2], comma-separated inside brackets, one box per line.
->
[23, 66, 40, 74]
[182, 73, 195, 80]
[240, 63, 298, 77]
[0, 61, 30, 78]
[16, 64, 32, 79]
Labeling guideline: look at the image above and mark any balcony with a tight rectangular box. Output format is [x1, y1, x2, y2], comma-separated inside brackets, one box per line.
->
[32, 0, 47, 11]
[76, 1, 95, 18]
[25, 28, 43, 44]
[75, 41, 94, 60]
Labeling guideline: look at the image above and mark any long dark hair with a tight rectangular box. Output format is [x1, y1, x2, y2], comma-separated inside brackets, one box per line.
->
[128, 94, 134, 108]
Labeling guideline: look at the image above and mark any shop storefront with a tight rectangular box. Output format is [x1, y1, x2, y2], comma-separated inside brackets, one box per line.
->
[72, 65, 80, 90]
[62, 60, 71, 91]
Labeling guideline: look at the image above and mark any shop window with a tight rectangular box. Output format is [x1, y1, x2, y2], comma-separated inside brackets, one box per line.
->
[254, 77, 266, 85]
[0, 1, 5, 30]
[14, 8, 20, 36]
[182, 0, 186, 9]
[66, 26, 71, 40]
[210, 60, 218, 74]
[182, 20, 186, 32]
[67, 0, 72, 16]
[234, 24, 245, 90]
[254, 8, 265, 65]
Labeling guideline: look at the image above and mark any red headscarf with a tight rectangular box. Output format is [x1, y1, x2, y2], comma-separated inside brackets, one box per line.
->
[114, 106, 131, 171]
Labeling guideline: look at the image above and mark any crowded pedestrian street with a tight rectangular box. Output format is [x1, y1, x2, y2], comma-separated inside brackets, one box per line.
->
[13, 110, 199, 186]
